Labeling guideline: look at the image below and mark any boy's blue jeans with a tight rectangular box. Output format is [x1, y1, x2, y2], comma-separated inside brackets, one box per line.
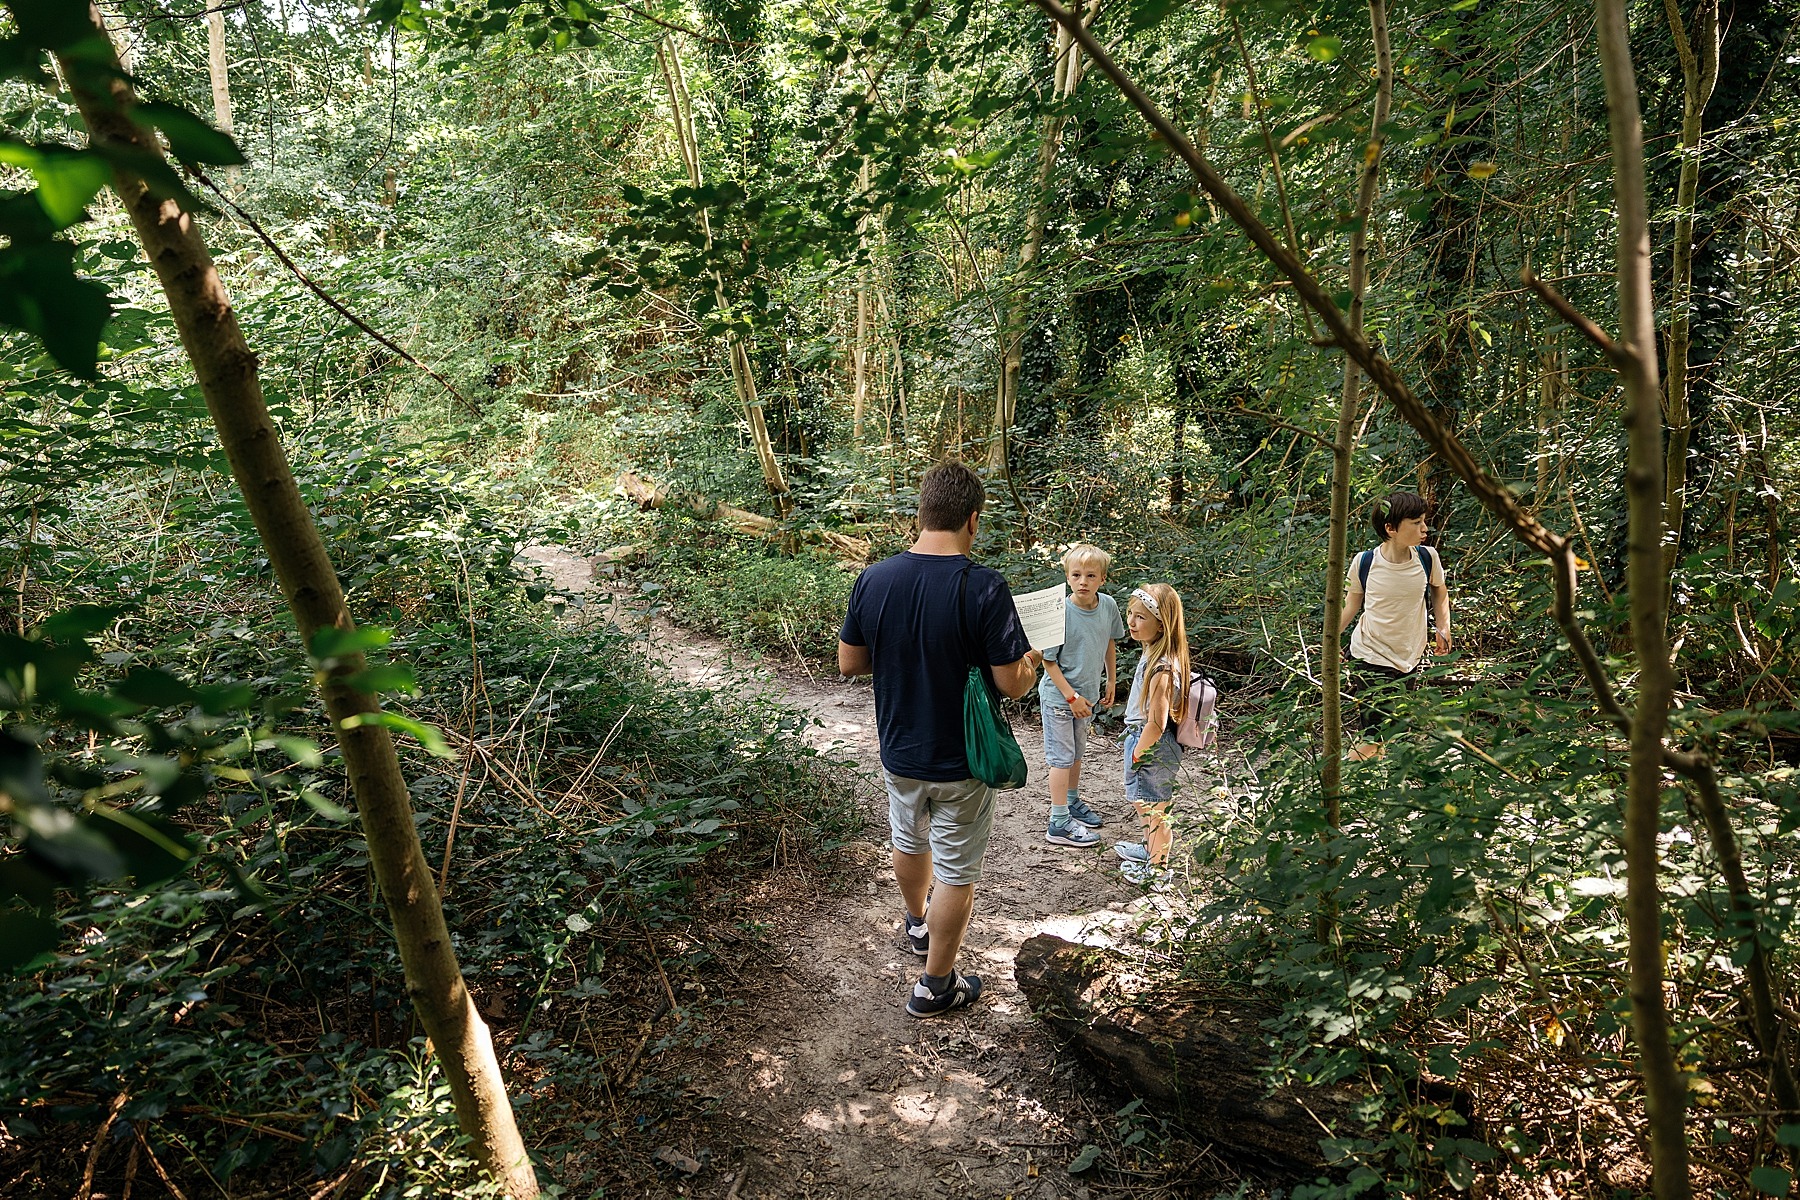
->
[1122, 723, 1182, 805]
[1041, 699, 1092, 770]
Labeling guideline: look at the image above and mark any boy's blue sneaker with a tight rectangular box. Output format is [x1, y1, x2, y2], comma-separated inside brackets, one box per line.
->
[1066, 797, 1105, 828]
[1114, 841, 1150, 864]
[1046, 818, 1100, 848]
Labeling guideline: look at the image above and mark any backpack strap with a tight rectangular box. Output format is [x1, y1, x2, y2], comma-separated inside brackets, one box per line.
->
[1356, 549, 1375, 593]
[1417, 545, 1436, 631]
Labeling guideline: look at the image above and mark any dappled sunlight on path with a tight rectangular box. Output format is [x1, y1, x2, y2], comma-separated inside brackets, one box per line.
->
[518, 549, 1221, 1196]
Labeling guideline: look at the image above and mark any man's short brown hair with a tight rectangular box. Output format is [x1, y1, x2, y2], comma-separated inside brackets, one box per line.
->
[918, 460, 986, 532]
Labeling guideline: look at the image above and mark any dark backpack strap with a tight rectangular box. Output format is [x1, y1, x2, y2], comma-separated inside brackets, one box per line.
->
[1357, 549, 1374, 592]
[958, 563, 975, 667]
[1417, 545, 1435, 630]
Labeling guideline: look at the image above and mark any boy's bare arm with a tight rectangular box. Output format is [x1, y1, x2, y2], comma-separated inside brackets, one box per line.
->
[1338, 591, 1363, 636]
[1102, 639, 1117, 708]
[1044, 661, 1092, 717]
[1433, 584, 1453, 654]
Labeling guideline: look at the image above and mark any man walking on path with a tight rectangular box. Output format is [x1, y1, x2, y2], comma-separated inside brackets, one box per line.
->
[838, 460, 1038, 1017]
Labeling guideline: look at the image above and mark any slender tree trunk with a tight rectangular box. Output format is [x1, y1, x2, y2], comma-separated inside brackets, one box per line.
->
[1321, 0, 1393, 807]
[988, 0, 1100, 472]
[56, 11, 537, 1196]
[852, 160, 872, 447]
[1660, 0, 1720, 609]
[656, 37, 791, 512]
[205, 0, 237, 188]
[1595, 0, 1689, 1192]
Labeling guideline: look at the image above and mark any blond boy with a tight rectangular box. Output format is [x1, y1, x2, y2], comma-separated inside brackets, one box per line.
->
[1039, 545, 1125, 847]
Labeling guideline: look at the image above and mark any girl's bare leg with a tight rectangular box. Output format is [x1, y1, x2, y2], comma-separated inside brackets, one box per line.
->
[1141, 802, 1173, 865]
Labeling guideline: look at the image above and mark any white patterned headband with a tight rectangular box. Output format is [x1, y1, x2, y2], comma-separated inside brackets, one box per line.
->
[1130, 588, 1161, 617]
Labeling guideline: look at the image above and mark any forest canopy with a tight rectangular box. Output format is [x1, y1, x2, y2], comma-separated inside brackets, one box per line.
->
[2, 0, 1798, 1195]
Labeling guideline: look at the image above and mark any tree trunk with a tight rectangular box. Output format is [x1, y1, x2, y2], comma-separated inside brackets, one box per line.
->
[988, 0, 1100, 473]
[1321, 0, 1394, 808]
[1595, 0, 1689, 1192]
[655, 37, 791, 514]
[852, 160, 872, 447]
[57, 11, 537, 1196]
[1014, 935, 1463, 1174]
[1660, 0, 1720, 611]
[618, 472, 868, 560]
[205, 0, 237, 189]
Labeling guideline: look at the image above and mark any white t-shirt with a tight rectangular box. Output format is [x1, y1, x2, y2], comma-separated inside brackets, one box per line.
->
[1347, 545, 1446, 672]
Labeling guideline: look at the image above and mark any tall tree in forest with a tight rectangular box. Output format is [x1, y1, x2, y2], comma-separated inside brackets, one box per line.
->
[1594, 0, 1687, 1187]
[15, 6, 540, 1194]
[1321, 0, 1395, 808]
[1659, 0, 1718, 601]
[205, 0, 236, 190]
[988, 1, 1100, 474]
[655, 35, 791, 512]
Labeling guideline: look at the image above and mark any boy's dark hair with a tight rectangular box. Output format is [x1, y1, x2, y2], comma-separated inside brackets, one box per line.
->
[918, 459, 987, 531]
[1370, 491, 1428, 541]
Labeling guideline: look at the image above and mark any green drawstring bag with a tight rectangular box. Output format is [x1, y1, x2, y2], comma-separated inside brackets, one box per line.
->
[959, 567, 1028, 790]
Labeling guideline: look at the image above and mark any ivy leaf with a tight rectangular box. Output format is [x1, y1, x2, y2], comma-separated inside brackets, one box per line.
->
[116, 667, 198, 708]
[1125, 0, 1182, 33]
[0, 908, 58, 972]
[9, 0, 103, 53]
[0, 141, 110, 226]
[0, 242, 113, 378]
[1751, 1166, 1794, 1197]
[132, 101, 247, 167]
[1306, 35, 1344, 62]
[1067, 1144, 1102, 1174]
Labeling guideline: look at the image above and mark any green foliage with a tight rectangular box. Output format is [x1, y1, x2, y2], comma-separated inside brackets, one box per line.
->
[644, 510, 857, 662]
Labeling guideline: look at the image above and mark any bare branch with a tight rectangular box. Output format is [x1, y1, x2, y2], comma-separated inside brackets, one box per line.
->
[193, 170, 474, 412]
[1521, 269, 1628, 366]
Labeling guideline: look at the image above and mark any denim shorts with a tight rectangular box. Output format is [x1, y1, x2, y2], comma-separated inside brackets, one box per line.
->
[1041, 701, 1092, 769]
[885, 772, 996, 887]
[1123, 724, 1182, 806]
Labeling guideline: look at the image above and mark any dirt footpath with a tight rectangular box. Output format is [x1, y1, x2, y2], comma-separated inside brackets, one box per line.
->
[519, 546, 1230, 1198]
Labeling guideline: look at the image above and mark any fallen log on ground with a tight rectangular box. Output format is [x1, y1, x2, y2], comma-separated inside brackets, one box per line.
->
[1015, 933, 1465, 1176]
[617, 472, 870, 562]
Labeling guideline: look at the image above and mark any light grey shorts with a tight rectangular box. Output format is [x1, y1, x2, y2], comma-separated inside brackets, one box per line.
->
[885, 771, 996, 887]
[1040, 701, 1092, 769]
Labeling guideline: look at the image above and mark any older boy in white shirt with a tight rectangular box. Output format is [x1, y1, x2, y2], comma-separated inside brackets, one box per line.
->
[1338, 492, 1453, 760]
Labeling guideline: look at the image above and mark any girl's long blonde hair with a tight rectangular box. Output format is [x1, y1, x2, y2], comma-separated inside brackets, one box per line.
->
[1130, 583, 1191, 723]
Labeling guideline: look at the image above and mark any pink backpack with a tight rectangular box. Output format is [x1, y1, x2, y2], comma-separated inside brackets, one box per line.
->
[1175, 673, 1218, 750]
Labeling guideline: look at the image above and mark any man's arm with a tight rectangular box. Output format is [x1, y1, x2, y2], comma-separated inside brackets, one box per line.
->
[991, 652, 1040, 699]
[838, 641, 872, 677]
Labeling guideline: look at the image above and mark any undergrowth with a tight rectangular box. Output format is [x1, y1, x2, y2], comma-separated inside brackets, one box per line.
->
[0, 411, 862, 1199]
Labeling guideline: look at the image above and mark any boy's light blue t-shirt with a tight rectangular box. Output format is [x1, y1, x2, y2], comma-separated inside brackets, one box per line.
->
[1040, 592, 1126, 708]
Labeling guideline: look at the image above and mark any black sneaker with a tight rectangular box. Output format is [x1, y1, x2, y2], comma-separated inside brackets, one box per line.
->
[902, 912, 929, 958]
[906, 969, 983, 1018]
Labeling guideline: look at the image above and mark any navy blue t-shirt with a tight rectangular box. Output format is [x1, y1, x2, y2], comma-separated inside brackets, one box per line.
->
[839, 551, 1031, 782]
